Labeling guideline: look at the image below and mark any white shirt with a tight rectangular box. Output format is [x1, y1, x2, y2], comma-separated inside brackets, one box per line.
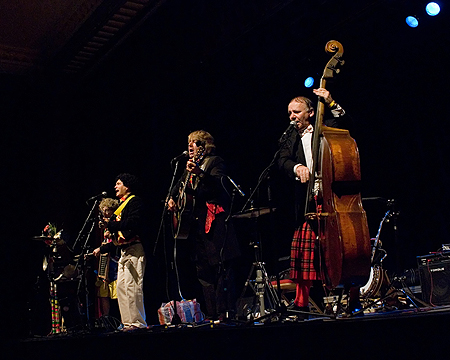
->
[292, 105, 345, 180]
[293, 125, 314, 180]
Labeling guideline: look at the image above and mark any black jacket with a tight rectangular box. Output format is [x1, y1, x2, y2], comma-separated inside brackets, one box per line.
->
[100, 195, 144, 253]
[171, 155, 240, 264]
[277, 114, 352, 223]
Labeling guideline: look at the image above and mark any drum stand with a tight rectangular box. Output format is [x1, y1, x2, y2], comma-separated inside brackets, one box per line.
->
[349, 201, 431, 316]
[351, 275, 430, 317]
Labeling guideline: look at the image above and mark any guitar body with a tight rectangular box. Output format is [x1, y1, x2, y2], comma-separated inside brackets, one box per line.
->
[171, 146, 205, 240]
[172, 191, 195, 240]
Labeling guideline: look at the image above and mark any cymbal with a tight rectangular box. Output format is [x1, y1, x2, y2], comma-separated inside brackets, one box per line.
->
[232, 207, 276, 219]
[32, 236, 53, 241]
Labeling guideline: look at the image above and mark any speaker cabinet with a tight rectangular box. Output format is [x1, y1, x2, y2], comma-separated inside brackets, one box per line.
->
[418, 259, 450, 305]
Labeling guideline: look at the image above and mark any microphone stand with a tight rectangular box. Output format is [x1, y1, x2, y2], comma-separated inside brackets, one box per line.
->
[72, 199, 99, 252]
[153, 158, 182, 255]
[72, 199, 100, 332]
[237, 126, 295, 322]
[220, 177, 243, 322]
[153, 158, 185, 324]
[241, 123, 294, 212]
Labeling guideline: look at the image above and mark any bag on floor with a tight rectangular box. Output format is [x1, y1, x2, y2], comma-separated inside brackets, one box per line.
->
[157, 299, 204, 324]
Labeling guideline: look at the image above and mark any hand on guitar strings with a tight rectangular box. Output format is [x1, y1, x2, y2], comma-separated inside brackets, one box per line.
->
[186, 160, 202, 175]
[167, 198, 177, 212]
[98, 217, 110, 229]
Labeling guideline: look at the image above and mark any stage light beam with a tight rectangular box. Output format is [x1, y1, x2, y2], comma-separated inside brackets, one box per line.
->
[406, 16, 419, 28]
[426, 2, 440, 16]
[304, 77, 314, 88]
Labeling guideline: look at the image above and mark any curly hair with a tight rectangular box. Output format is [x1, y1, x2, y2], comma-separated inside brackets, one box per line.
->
[115, 173, 140, 193]
[99, 198, 119, 211]
[188, 130, 216, 155]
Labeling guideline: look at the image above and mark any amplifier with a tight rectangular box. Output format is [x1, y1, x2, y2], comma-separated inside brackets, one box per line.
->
[417, 251, 450, 267]
[417, 252, 450, 305]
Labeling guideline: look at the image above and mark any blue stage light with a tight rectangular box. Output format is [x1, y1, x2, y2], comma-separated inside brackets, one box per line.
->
[426, 2, 440, 16]
[304, 77, 314, 88]
[406, 16, 419, 27]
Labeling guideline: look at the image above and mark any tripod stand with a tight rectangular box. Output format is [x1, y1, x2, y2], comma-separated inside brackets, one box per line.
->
[238, 240, 281, 321]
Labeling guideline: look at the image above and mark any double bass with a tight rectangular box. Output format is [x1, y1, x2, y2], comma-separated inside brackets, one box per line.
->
[306, 40, 371, 289]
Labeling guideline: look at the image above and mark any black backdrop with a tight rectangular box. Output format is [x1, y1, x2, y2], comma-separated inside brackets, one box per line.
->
[3, 0, 450, 337]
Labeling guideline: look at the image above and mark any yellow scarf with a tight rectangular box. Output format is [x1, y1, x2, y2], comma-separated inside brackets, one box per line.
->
[114, 194, 135, 217]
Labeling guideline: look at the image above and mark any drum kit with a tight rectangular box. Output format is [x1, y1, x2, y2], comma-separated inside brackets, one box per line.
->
[357, 201, 428, 314]
[32, 236, 78, 282]
[30, 194, 119, 335]
[31, 233, 89, 334]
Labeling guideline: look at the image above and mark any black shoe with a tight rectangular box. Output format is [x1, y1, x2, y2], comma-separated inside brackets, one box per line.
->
[287, 303, 308, 311]
[287, 304, 310, 320]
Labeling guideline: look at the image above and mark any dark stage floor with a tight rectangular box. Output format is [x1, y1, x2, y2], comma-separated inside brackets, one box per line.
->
[10, 305, 450, 360]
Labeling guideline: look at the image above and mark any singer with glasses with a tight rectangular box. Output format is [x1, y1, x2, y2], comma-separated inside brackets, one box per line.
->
[167, 130, 241, 321]
[277, 88, 352, 318]
[93, 173, 147, 332]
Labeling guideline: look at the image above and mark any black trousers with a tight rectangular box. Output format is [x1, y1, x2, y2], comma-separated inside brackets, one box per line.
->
[196, 259, 236, 319]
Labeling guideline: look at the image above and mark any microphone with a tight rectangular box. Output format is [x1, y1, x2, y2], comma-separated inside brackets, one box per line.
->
[171, 150, 189, 163]
[86, 191, 107, 202]
[278, 121, 296, 143]
[226, 176, 245, 197]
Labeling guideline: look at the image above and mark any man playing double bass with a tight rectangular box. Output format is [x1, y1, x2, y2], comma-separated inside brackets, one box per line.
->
[277, 88, 352, 317]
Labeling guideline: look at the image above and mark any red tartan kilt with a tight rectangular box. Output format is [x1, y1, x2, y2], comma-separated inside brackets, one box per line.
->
[290, 222, 322, 281]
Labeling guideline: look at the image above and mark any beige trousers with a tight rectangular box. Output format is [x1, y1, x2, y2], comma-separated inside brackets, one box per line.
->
[117, 243, 147, 328]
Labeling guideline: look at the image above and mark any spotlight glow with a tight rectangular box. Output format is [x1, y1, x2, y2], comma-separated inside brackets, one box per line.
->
[426, 2, 440, 16]
[406, 16, 419, 28]
[304, 77, 314, 88]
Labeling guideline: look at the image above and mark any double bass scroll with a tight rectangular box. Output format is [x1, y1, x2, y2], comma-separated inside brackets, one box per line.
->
[305, 40, 345, 213]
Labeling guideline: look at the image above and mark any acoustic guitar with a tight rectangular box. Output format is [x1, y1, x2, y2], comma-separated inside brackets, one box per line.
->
[172, 146, 205, 239]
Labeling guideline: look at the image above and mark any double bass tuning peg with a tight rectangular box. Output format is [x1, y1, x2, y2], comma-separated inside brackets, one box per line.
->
[328, 65, 341, 74]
